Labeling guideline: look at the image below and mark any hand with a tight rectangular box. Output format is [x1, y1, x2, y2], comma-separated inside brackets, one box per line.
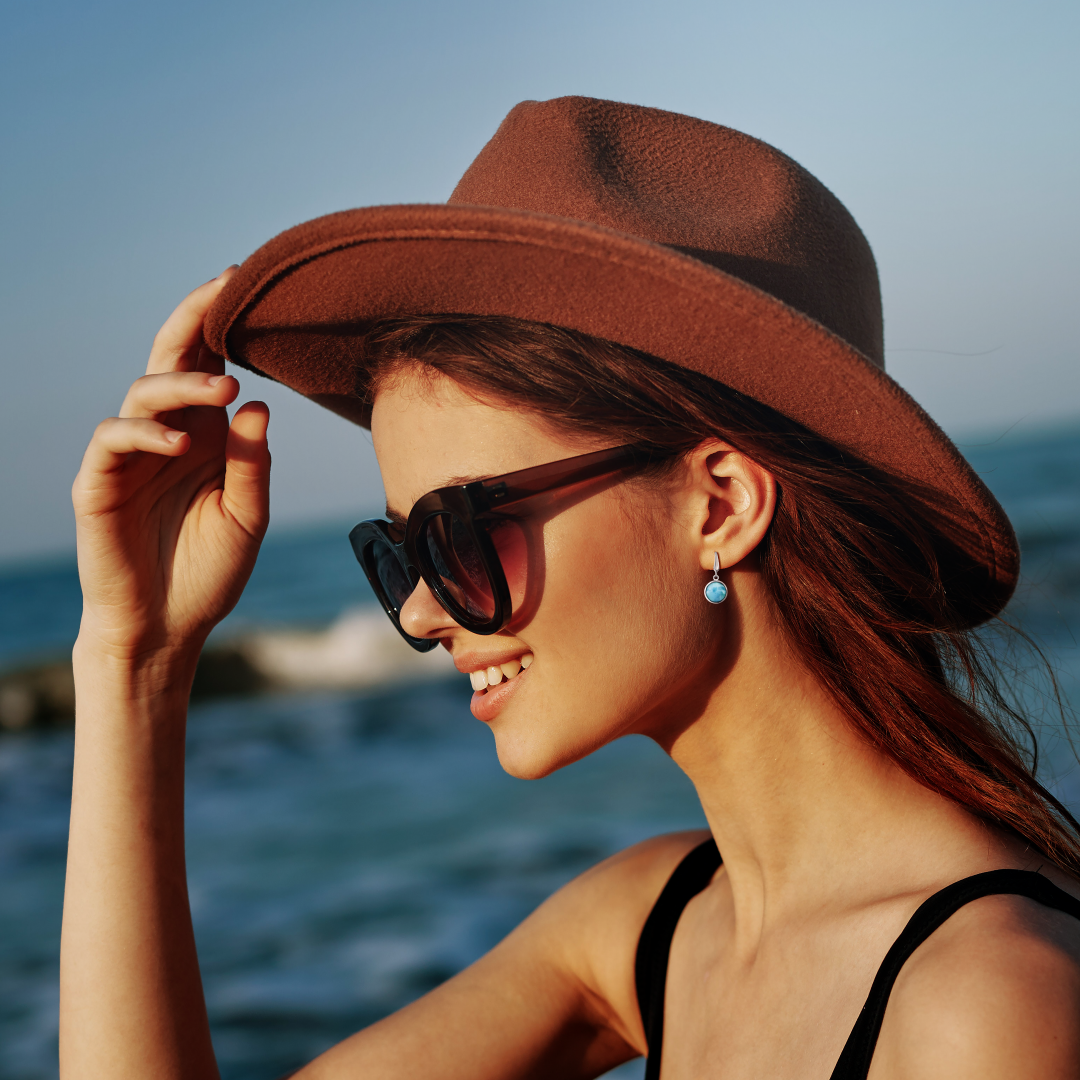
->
[72, 270, 271, 667]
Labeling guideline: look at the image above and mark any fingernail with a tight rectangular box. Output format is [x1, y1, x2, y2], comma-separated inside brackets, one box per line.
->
[208, 374, 226, 386]
[165, 430, 184, 444]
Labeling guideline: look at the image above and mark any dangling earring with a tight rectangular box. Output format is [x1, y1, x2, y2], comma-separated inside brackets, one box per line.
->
[704, 552, 728, 604]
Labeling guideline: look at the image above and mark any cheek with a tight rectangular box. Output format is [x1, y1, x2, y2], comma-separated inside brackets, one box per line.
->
[488, 499, 719, 776]
[541, 501, 707, 706]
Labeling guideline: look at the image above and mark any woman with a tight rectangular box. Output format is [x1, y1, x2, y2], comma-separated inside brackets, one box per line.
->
[61, 97, 1080, 1079]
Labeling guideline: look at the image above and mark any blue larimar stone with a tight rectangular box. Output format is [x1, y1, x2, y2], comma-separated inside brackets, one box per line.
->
[704, 579, 728, 604]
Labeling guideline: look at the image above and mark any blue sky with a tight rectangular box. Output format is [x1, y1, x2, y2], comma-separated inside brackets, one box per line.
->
[1, 0, 1077, 561]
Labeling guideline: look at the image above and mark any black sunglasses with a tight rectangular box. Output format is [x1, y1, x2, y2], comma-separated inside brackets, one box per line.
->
[349, 444, 657, 651]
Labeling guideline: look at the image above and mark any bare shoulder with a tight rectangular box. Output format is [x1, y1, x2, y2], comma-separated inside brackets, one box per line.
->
[521, 829, 712, 1047]
[874, 874, 1080, 1080]
[542, 828, 712, 921]
[531, 828, 712, 964]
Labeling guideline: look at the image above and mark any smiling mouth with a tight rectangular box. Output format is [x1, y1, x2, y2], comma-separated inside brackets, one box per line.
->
[467, 653, 534, 693]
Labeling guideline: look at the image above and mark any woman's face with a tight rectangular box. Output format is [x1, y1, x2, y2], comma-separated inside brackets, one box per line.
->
[371, 369, 728, 779]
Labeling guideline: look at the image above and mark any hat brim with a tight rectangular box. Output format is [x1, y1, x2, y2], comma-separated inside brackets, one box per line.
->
[204, 202, 1018, 622]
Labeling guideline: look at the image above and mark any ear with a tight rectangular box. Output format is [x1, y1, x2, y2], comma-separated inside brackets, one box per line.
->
[683, 441, 777, 573]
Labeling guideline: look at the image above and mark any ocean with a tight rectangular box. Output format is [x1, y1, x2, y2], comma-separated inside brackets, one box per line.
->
[0, 425, 1078, 1079]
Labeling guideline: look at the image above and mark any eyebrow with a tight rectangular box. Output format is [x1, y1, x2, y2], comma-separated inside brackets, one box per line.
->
[385, 473, 494, 524]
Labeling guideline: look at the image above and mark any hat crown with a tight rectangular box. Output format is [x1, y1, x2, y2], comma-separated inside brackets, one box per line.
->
[451, 96, 883, 367]
[204, 95, 1017, 619]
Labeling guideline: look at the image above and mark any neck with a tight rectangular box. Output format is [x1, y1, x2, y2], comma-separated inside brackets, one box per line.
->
[651, 570, 1011, 941]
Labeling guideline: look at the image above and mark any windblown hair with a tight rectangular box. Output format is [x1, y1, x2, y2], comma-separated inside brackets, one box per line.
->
[357, 315, 1080, 876]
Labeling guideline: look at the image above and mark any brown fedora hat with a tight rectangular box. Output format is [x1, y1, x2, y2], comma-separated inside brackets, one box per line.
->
[204, 95, 1018, 623]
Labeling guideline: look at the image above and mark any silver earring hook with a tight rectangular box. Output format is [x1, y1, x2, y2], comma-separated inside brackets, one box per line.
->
[704, 552, 728, 604]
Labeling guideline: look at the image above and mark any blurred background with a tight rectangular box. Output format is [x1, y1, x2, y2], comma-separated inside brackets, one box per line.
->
[1, 1, 1077, 1077]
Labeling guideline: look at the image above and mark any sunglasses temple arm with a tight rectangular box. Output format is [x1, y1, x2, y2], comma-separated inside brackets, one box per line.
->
[475, 445, 654, 512]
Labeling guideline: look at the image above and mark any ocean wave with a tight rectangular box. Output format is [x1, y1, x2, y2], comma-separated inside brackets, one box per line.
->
[0, 609, 458, 732]
[239, 608, 457, 691]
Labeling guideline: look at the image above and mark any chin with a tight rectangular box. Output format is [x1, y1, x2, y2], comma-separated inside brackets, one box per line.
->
[490, 732, 565, 780]
[488, 710, 620, 781]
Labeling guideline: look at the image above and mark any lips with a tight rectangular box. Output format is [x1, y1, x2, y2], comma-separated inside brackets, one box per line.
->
[455, 649, 534, 722]
[469, 662, 530, 722]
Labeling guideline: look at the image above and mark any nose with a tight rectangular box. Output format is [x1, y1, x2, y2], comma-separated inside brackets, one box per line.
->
[398, 577, 460, 642]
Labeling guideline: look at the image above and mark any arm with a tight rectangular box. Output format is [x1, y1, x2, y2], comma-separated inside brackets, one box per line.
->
[59, 267, 702, 1078]
[294, 831, 708, 1080]
[60, 270, 271, 1079]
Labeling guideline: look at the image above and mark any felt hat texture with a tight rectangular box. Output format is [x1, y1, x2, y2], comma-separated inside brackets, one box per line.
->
[204, 95, 1018, 622]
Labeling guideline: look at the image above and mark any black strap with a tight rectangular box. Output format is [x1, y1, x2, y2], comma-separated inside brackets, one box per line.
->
[635, 852, 1080, 1080]
[830, 868, 1080, 1080]
[635, 839, 721, 1080]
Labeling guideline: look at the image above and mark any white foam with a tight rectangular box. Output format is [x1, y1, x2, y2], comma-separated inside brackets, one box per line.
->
[239, 608, 456, 691]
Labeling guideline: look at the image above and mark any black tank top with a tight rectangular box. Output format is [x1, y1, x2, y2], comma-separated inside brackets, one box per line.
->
[635, 839, 1080, 1080]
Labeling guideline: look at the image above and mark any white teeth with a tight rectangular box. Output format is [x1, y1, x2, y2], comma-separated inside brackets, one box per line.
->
[467, 653, 534, 692]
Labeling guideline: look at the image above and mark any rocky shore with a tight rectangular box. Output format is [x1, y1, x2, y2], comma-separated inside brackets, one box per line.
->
[0, 609, 457, 731]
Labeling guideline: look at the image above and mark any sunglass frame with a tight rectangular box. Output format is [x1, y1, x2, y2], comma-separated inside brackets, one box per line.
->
[349, 443, 657, 651]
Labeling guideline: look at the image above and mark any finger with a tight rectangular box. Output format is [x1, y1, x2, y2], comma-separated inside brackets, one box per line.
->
[119, 371, 239, 419]
[145, 265, 239, 377]
[80, 417, 190, 475]
[222, 402, 271, 538]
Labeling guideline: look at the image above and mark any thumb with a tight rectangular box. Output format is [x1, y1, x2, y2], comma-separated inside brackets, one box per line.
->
[222, 401, 271, 538]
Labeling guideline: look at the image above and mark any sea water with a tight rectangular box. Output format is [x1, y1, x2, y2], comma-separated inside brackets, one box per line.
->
[0, 426, 1077, 1080]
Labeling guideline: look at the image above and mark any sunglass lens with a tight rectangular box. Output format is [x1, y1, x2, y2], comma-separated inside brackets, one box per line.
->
[366, 537, 414, 614]
[422, 513, 496, 620]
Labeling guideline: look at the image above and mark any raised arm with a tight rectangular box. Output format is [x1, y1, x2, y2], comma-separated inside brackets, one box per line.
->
[59, 270, 696, 1080]
[60, 270, 271, 1079]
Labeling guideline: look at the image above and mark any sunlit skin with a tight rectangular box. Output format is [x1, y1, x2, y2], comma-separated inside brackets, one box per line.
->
[372, 366, 756, 777]
[60, 277, 1080, 1080]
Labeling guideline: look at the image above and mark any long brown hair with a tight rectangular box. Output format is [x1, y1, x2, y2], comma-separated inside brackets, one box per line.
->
[358, 314, 1080, 876]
